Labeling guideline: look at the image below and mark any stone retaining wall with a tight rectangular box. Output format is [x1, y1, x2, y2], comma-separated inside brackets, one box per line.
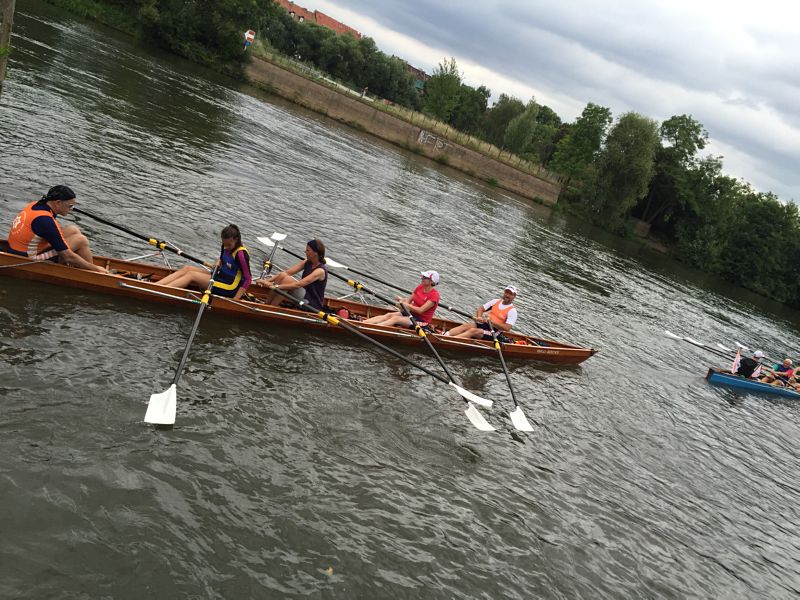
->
[245, 57, 561, 206]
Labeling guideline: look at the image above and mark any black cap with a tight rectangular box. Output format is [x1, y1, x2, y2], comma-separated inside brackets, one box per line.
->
[44, 185, 76, 202]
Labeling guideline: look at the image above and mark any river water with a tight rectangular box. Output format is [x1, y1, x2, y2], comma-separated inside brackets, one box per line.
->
[1, 3, 799, 598]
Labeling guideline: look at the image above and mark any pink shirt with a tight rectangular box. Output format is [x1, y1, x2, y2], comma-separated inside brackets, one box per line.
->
[412, 284, 440, 324]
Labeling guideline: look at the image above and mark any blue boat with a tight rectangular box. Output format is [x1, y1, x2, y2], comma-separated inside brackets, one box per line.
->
[705, 368, 800, 399]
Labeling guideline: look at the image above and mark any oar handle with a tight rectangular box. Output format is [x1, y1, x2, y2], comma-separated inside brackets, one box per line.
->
[74, 207, 213, 268]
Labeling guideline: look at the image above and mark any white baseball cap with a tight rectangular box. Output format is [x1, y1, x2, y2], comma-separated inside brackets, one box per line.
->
[420, 270, 440, 285]
[504, 285, 518, 295]
[753, 350, 764, 358]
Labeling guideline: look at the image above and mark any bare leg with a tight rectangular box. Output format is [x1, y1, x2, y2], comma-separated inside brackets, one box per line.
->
[262, 272, 297, 305]
[363, 310, 401, 325]
[61, 225, 95, 263]
[445, 322, 475, 337]
[158, 265, 210, 288]
[362, 313, 412, 328]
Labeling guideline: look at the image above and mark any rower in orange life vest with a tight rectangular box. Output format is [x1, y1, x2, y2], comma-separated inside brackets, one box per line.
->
[156, 224, 252, 300]
[444, 285, 519, 339]
[6, 185, 107, 273]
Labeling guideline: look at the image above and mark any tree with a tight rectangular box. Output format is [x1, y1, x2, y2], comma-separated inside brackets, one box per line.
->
[449, 84, 490, 135]
[588, 112, 660, 228]
[635, 114, 709, 226]
[481, 94, 524, 148]
[503, 99, 539, 155]
[549, 102, 612, 186]
[422, 57, 461, 121]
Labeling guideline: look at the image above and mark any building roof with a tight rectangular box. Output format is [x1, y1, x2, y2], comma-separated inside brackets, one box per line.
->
[276, 0, 361, 38]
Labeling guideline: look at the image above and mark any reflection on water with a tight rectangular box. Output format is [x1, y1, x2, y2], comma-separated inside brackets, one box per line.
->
[2, 2, 800, 598]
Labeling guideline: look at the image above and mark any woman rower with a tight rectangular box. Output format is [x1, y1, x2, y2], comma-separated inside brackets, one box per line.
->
[156, 224, 252, 301]
[256, 239, 328, 310]
[362, 270, 440, 329]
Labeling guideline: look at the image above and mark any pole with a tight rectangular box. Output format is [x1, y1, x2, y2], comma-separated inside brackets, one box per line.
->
[0, 0, 16, 98]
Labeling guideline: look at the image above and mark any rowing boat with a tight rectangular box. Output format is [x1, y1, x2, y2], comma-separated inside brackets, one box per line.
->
[0, 248, 598, 364]
[705, 367, 800, 399]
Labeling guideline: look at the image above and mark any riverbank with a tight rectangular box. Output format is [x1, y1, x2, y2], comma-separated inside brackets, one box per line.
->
[245, 55, 561, 207]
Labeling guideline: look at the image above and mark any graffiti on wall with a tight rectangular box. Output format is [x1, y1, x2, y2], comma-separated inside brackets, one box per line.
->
[417, 130, 451, 151]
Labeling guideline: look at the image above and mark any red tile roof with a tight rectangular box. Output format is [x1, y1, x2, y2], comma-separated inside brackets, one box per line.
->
[275, 0, 361, 38]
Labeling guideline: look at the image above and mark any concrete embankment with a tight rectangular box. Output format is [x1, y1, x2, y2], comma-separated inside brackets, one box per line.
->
[245, 57, 561, 206]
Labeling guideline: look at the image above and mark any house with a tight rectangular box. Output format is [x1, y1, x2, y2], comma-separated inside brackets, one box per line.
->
[275, 0, 361, 38]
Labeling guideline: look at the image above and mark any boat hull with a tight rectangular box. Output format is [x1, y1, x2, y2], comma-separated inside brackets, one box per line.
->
[0, 250, 598, 364]
[705, 368, 800, 399]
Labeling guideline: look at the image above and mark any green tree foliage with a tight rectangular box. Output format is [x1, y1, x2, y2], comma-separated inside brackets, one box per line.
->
[588, 112, 660, 228]
[549, 103, 612, 185]
[528, 104, 562, 164]
[422, 57, 462, 121]
[503, 99, 539, 155]
[635, 114, 709, 226]
[481, 94, 524, 148]
[449, 84, 490, 135]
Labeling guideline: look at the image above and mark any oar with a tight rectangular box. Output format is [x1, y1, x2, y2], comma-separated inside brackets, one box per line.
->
[258, 241, 522, 327]
[663, 330, 732, 361]
[144, 265, 220, 425]
[335, 277, 495, 411]
[256, 233, 287, 279]
[73, 207, 213, 268]
[486, 319, 533, 431]
[265, 285, 495, 431]
[257, 238, 493, 408]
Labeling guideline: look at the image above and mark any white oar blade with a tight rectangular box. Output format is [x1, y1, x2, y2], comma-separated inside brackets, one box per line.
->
[270, 232, 287, 241]
[509, 406, 534, 432]
[663, 330, 681, 340]
[717, 343, 733, 352]
[685, 337, 705, 347]
[257, 236, 276, 248]
[464, 403, 495, 431]
[144, 384, 177, 425]
[735, 341, 749, 351]
[325, 257, 348, 269]
[448, 382, 492, 407]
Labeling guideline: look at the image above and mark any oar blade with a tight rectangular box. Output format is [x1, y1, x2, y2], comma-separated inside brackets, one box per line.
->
[257, 236, 276, 248]
[685, 337, 705, 347]
[663, 330, 681, 340]
[464, 403, 495, 431]
[144, 384, 177, 425]
[717, 343, 733, 352]
[325, 257, 348, 269]
[448, 382, 493, 407]
[509, 406, 534, 432]
[271, 232, 287, 242]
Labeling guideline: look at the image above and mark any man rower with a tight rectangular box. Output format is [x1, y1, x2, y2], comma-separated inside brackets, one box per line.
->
[758, 358, 794, 386]
[733, 350, 764, 379]
[6, 185, 106, 273]
[444, 285, 518, 340]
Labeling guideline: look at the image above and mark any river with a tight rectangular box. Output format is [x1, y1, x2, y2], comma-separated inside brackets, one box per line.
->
[1, 2, 799, 598]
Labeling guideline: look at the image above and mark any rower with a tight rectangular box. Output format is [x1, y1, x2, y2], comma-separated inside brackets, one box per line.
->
[6, 185, 107, 273]
[733, 350, 764, 378]
[157, 225, 253, 301]
[255, 239, 328, 310]
[444, 285, 518, 341]
[361, 270, 441, 329]
[758, 358, 794, 386]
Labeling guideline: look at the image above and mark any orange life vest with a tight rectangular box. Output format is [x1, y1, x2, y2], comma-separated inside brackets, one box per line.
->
[490, 301, 514, 324]
[7, 201, 65, 260]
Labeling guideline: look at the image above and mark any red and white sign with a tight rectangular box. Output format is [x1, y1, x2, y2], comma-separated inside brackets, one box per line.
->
[244, 30, 256, 43]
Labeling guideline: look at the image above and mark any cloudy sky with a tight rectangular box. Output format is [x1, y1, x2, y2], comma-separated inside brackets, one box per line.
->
[308, 0, 799, 203]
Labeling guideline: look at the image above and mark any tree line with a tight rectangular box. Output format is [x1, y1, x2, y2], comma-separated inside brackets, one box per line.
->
[44, 0, 800, 307]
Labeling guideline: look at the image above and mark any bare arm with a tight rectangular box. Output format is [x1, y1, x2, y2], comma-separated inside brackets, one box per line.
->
[58, 248, 107, 273]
